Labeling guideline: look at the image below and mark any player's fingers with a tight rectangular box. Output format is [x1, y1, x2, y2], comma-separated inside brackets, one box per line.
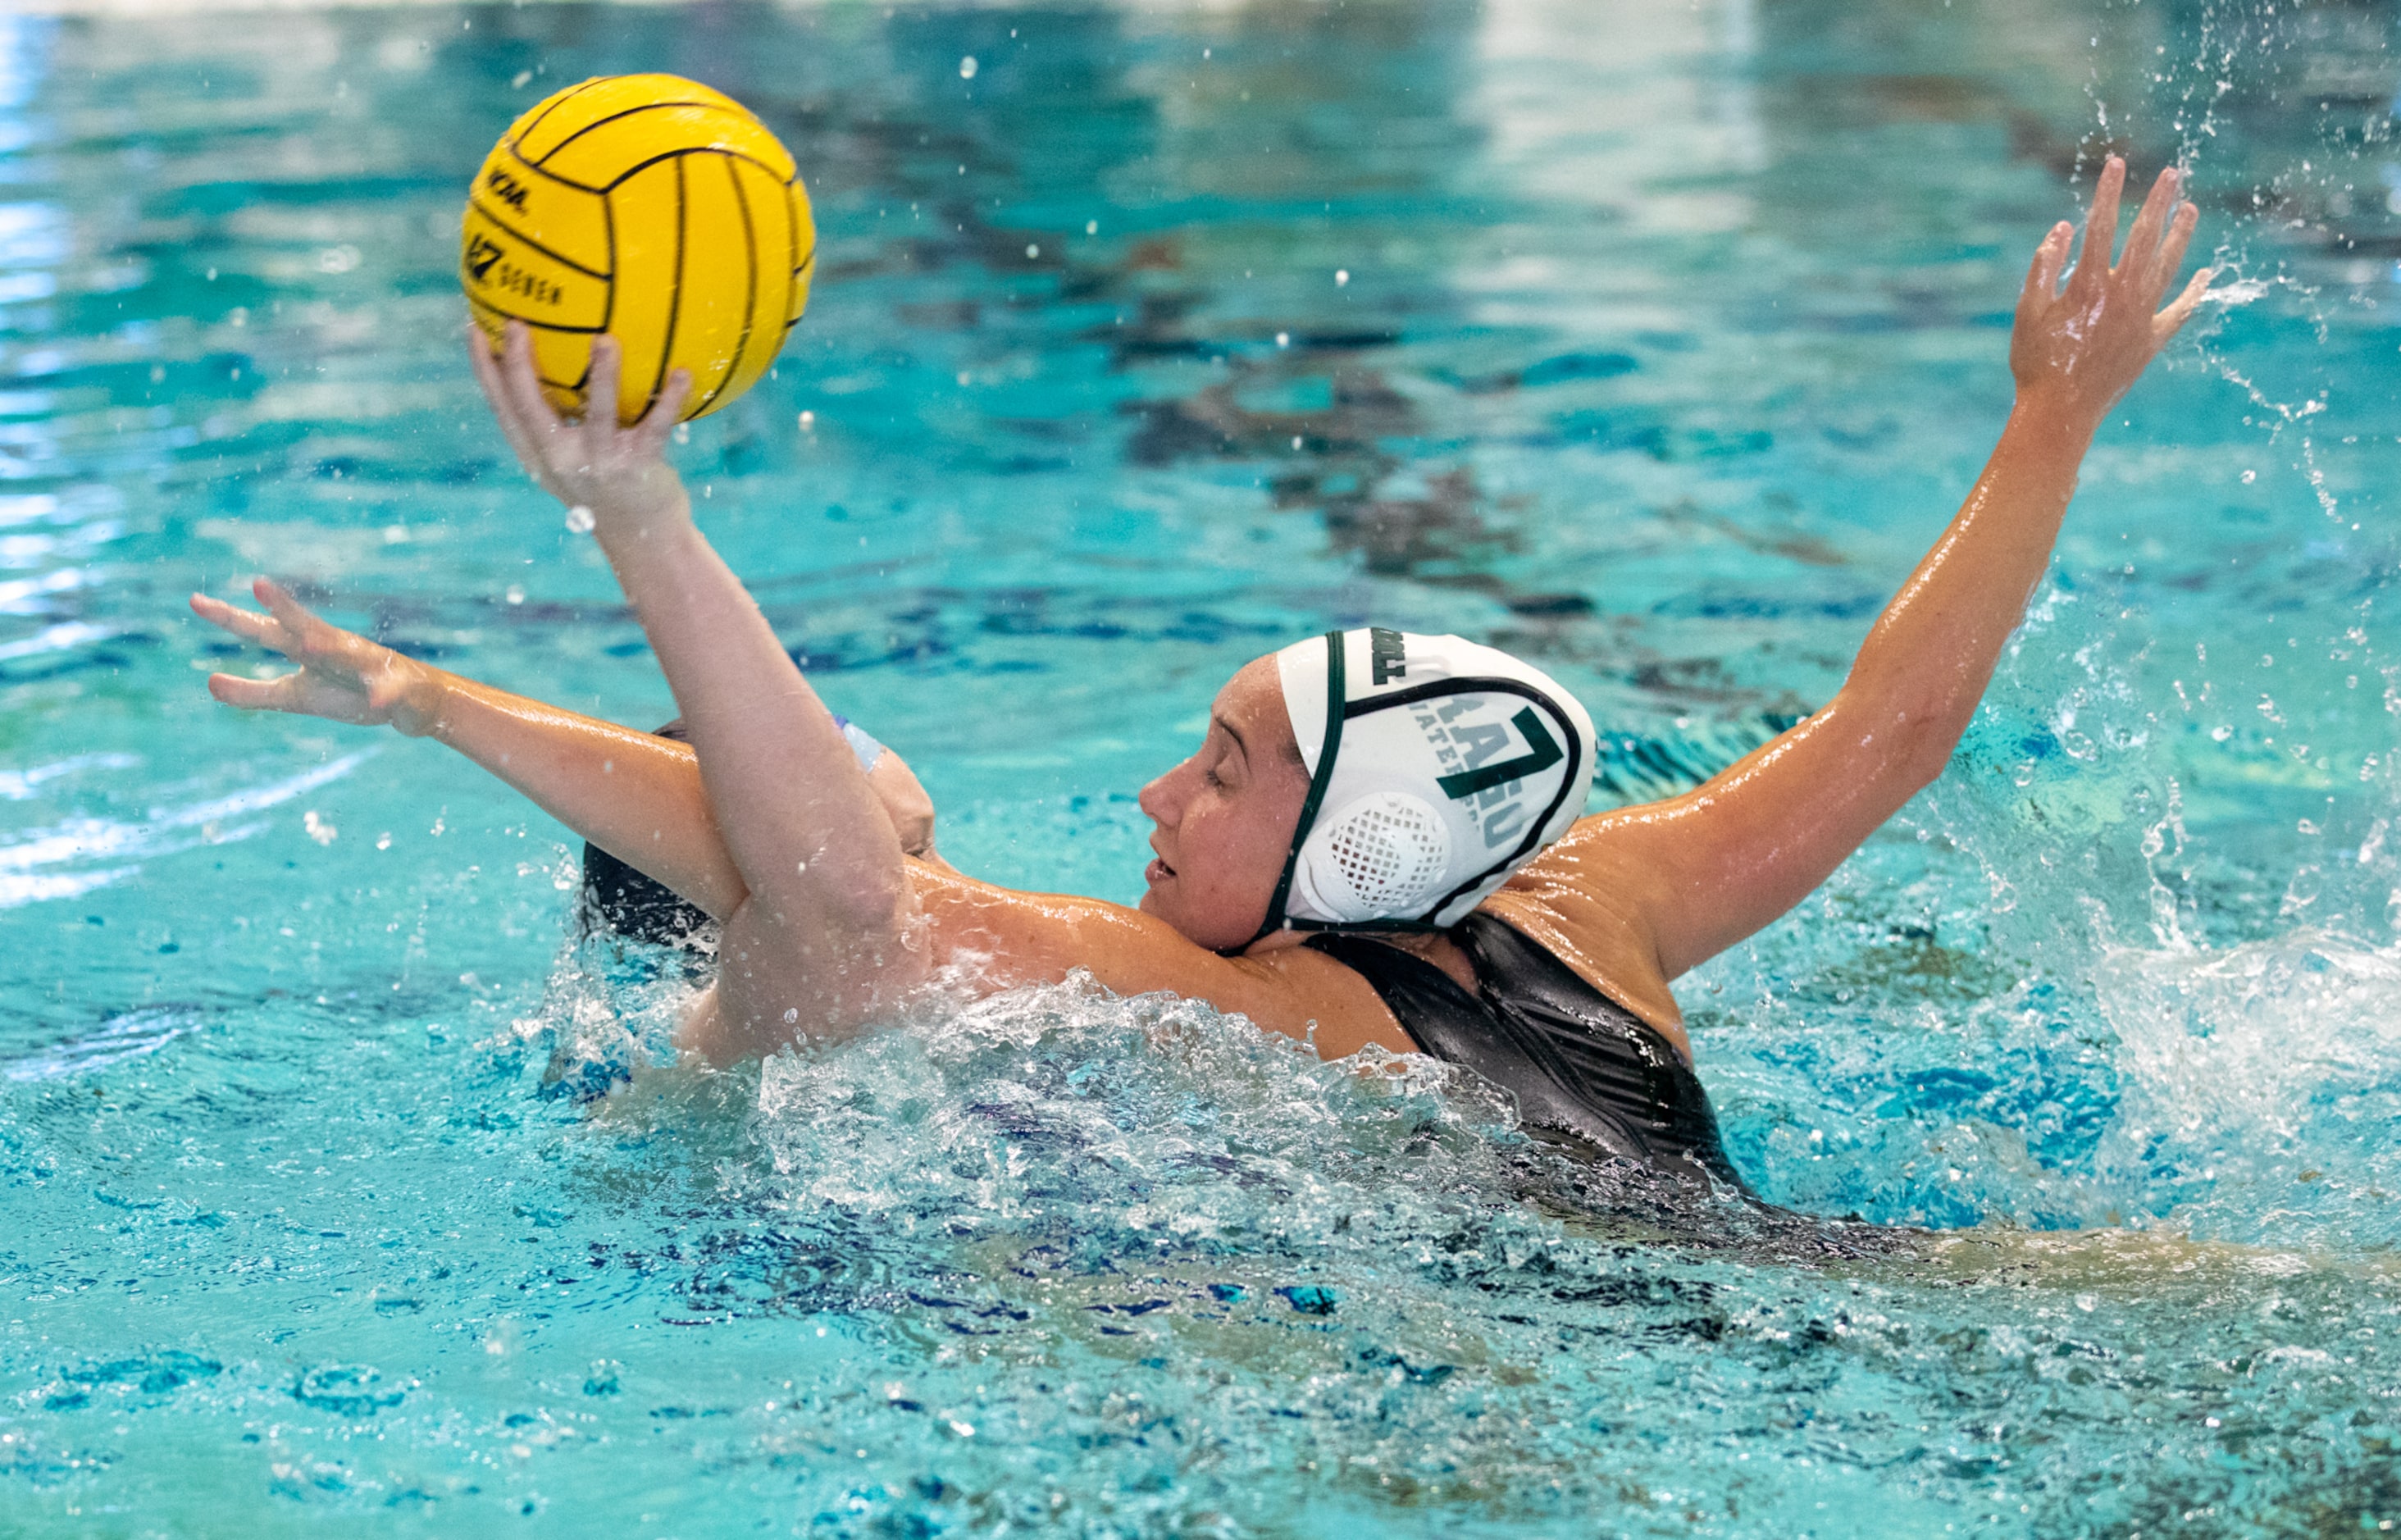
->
[253, 577, 331, 649]
[189, 592, 281, 649]
[466, 325, 506, 411]
[490, 400, 547, 481]
[2149, 201, 2200, 294]
[2153, 266, 2215, 339]
[500, 322, 560, 443]
[2022, 221, 2072, 303]
[2118, 165, 2179, 278]
[206, 671, 293, 711]
[586, 334, 627, 435]
[2073, 156, 2126, 286]
[468, 333, 549, 473]
[635, 369, 692, 458]
[467, 327, 521, 430]
[657, 367, 692, 426]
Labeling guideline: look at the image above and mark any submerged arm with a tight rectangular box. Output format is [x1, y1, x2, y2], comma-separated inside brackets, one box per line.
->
[1577, 158, 2212, 981]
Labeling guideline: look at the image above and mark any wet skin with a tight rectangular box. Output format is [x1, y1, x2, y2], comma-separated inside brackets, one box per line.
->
[1132, 657, 1310, 955]
[194, 158, 2208, 1075]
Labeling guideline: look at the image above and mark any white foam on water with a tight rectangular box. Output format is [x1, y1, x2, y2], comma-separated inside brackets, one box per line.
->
[2089, 924, 2401, 1246]
[737, 970, 1534, 1249]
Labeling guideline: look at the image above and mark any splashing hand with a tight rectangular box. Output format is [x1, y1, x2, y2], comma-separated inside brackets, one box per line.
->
[467, 321, 694, 530]
[190, 577, 444, 736]
[2011, 157, 2212, 427]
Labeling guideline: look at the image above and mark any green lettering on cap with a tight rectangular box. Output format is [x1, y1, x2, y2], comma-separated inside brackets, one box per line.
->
[1436, 707, 1562, 800]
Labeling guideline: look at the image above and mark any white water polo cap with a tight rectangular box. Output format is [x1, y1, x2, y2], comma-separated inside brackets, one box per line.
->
[1255, 628, 1596, 943]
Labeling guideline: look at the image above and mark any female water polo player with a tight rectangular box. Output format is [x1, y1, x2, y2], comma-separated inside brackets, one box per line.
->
[192, 159, 2210, 1190]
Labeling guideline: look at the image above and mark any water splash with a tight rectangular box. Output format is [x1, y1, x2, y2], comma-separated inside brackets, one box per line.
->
[2090, 924, 2401, 1246]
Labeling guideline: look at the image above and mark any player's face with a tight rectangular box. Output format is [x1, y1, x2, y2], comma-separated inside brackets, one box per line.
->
[1137, 657, 1310, 952]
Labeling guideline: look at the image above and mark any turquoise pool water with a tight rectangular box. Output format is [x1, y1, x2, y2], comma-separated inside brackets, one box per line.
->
[6, 0, 2401, 1533]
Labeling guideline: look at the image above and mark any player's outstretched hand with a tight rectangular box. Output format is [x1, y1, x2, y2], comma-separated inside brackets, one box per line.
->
[191, 577, 443, 736]
[2011, 157, 2212, 427]
[468, 321, 694, 529]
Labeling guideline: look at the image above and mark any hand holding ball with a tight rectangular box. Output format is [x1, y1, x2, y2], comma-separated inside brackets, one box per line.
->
[460, 74, 814, 425]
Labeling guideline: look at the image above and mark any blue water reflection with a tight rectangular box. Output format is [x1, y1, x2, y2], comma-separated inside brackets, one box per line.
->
[2, 1, 2400, 1533]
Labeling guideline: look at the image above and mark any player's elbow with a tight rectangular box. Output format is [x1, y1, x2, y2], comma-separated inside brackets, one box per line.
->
[1886, 704, 1968, 795]
[867, 753, 937, 858]
[1899, 737, 1957, 795]
[886, 788, 936, 859]
[819, 860, 909, 937]
[1828, 686, 1968, 797]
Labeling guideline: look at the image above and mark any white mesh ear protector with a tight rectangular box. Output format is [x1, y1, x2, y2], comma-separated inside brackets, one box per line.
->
[1291, 791, 1451, 924]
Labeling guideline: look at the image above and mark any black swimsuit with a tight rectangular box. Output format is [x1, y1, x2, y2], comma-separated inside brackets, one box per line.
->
[1307, 912, 1744, 1191]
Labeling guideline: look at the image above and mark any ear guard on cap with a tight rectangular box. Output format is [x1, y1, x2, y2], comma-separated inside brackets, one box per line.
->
[1242, 627, 1596, 949]
[1288, 791, 1452, 924]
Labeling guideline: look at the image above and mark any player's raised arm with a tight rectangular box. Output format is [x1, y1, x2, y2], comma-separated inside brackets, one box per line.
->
[1577, 157, 2212, 981]
[473, 324, 924, 1057]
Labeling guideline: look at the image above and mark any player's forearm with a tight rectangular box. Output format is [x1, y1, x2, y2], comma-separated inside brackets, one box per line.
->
[1834, 394, 2096, 777]
[418, 671, 749, 918]
[590, 494, 907, 937]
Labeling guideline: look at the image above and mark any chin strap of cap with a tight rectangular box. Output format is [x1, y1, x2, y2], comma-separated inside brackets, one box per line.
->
[1221, 631, 1345, 957]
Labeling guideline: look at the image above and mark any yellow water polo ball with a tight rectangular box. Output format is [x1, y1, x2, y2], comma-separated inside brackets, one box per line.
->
[459, 73, 815, 425]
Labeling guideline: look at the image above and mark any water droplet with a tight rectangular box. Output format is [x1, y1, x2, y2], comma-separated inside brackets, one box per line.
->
[563, 505, 595, 534]
[1276, 332, 1290, 348]
[1086, 219, 1099, 235]
[1026, 244, 1040, 259]
[798, 410, 815, 430]
[959, 56, 978, 79]
[505, 584, 526, 605]
[1335, 269, 1349, 286]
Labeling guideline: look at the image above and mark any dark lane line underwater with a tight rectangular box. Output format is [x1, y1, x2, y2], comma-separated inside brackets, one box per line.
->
[4, 1, 2401, 1534]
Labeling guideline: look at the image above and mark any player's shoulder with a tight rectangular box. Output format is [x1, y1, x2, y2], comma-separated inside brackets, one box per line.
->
[1481, 814, 1688, 1041]
[905, 864, 1410, 1058]
[1499, 805, 1660, 897]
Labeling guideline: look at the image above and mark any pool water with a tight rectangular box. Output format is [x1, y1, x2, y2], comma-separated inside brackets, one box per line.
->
[6, 0, 2401, 1533]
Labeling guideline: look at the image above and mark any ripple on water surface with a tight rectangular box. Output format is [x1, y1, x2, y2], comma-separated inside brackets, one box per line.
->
[4, 0, 2401, 1533]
